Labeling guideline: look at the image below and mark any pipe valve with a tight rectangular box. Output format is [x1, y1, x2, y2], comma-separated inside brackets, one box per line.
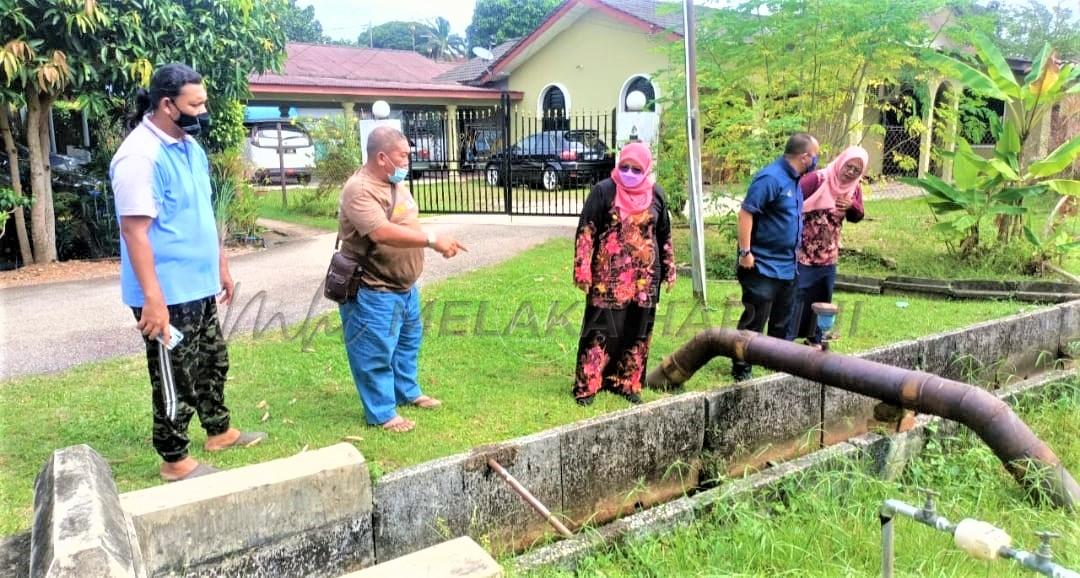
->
[918, 487, 939, 515]
[1035, 530, 1060, 562]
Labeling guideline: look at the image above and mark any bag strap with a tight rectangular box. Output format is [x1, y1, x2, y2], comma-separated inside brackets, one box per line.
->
[335, 181, 399, 253]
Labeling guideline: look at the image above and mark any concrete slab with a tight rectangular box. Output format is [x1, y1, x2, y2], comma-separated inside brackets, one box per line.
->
[120, 443, 372, 577]
[559, 394, 705, 526]
[821, 340, 924, 445]
[0, 532, 29, 578]
[373, 454, 469, 564]
[340, 537, 501, 578]
[997, 306, 1062, 382]
[460, 430, 563, 556]
[1060, 300, 1080, 358]
[920, 319, 1010, 384]
[30, 445, 142, 578]
[703, 374, 821, 476]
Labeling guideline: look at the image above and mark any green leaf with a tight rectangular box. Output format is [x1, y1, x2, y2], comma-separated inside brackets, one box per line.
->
[1023, 225, 1041, 247]
[923, 49, 1009, 101]
[987, 205, 1027, 216]
[1027, 134, 1080, 178]
[988, 158, 1019, 180]
[972, 33, 1021, 100]
[927, 199, 965, 213]
[1025, 43, 1053, 85]
[996, 185, 1047, 202]
[953, 140, 990, 190]
[996, 117, 1021, 157]
[953, 215, 978, 230]
[1045, 179, 1080, 197]
[931, 220, 955, 232]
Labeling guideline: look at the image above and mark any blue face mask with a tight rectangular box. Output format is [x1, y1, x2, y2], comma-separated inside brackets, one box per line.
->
[388, 165, 408, 184]
[805, 154, 819, 175]
[382, 153, 409, 184]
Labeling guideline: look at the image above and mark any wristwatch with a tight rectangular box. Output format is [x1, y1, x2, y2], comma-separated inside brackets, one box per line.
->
[738, 248, 752, 258]
[426, 230, 438, 249]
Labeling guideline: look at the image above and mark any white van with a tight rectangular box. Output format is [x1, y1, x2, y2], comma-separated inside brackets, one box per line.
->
[245, 122, 316, 185]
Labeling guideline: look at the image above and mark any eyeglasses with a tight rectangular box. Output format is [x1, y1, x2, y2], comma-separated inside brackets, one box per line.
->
[618, 164, 643, 175]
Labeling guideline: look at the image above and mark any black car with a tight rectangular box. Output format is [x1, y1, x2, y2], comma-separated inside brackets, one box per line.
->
[484, 130, 613, 191]
[0, 144, 102, 196]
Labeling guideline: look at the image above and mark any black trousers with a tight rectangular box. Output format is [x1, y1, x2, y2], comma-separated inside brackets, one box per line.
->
[733, 266, 796, 377]
[132, 297, 231, 463]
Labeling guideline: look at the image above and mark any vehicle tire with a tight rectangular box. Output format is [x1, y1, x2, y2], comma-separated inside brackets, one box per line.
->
[297, 174, 312, 186]
[541, 166, 560, 191]
[485, 163, 503, 187]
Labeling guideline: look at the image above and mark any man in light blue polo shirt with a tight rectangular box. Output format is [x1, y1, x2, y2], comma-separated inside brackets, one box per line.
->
[732, 132, 820, 381]
[111, 64, 265, 482]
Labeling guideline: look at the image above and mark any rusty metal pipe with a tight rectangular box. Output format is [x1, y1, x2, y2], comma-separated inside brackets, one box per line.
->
[646, 328, 1080, 509]
[487, 459, 574, 538]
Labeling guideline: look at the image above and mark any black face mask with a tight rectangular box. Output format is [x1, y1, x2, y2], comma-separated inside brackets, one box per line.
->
[169, 101, 211, 137]
[176, 111, 211, 137]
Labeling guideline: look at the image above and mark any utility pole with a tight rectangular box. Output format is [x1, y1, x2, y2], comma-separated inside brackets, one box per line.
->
[683, 0, 707, 304]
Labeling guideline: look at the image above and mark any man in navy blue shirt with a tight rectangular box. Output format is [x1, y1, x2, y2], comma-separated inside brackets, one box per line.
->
[733, 133, 820, 381]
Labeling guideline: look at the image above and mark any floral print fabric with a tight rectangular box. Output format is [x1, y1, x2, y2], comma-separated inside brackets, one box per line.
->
[572, 179, 674, 399]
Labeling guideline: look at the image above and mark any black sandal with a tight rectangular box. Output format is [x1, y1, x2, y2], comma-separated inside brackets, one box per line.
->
[575, 395, 595, 406]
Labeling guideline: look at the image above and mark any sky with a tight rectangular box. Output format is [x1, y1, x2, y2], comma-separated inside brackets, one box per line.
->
[302, 0, 1071, 43]
[304, 0, 478, 42]
[302, 0, 731, 43]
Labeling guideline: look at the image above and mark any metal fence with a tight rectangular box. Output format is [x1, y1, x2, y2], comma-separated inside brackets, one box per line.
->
[401, 94, 616, 216]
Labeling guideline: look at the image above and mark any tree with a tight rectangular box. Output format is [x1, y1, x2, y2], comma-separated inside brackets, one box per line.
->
[904, 34, 1080, 267]
[656, 0, 947, 189]
[281, 0, 328, 43]
[362, 21, 433, 52]
[466, 0, 559, 50]
[423, 17, 466, 61]
[986, 0, 1080, 60]
[0, 0, 287, 264]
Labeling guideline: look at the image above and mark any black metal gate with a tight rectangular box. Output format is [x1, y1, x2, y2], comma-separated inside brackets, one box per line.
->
[401, 94, 616, 216]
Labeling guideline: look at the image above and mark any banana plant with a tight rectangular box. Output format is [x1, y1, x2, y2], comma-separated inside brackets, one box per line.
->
[903, 33, 1080, 261]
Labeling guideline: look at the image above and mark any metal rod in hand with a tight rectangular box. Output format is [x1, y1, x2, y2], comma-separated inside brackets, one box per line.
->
[487, 459, 573, 538]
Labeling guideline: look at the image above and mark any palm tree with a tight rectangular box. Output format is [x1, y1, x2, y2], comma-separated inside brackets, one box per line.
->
[423, 17, 466, 61]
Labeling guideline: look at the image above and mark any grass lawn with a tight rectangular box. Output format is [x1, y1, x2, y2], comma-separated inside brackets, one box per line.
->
[675, 196, 1080, 281]
[253, 189, 338, 231]
[525, 377, 1080, 577]
[0, 239, 1039, 536]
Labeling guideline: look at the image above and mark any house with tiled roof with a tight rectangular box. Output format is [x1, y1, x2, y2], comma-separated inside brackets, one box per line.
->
[247, 0, 690, 144]
[247, 42, 519, 118]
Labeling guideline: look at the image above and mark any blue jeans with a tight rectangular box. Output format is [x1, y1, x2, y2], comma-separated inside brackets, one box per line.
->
[339, 286, 423, 425]
[786, 263, 837, 344]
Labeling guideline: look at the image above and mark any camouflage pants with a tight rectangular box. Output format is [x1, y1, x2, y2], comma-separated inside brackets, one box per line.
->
[132, 296, 230, 463]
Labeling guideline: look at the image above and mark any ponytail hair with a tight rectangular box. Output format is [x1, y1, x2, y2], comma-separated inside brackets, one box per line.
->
[126, 63, 203, 129]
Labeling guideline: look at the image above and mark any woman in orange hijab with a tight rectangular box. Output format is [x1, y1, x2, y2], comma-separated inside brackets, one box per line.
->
[572, 142, 676, 405]
[786, 145, 869, 346]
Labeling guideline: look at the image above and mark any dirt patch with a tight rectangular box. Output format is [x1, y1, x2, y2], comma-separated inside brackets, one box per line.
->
[0, 246, 258, 290]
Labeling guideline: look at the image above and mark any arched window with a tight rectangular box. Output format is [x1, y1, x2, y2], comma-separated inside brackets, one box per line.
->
[624, 75, 656, 112]
[539, 84, 570, 131]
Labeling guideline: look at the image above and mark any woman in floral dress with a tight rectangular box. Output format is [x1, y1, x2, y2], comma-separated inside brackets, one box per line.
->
[786, 145, 868, 347]
[572, 142, 676, 406]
